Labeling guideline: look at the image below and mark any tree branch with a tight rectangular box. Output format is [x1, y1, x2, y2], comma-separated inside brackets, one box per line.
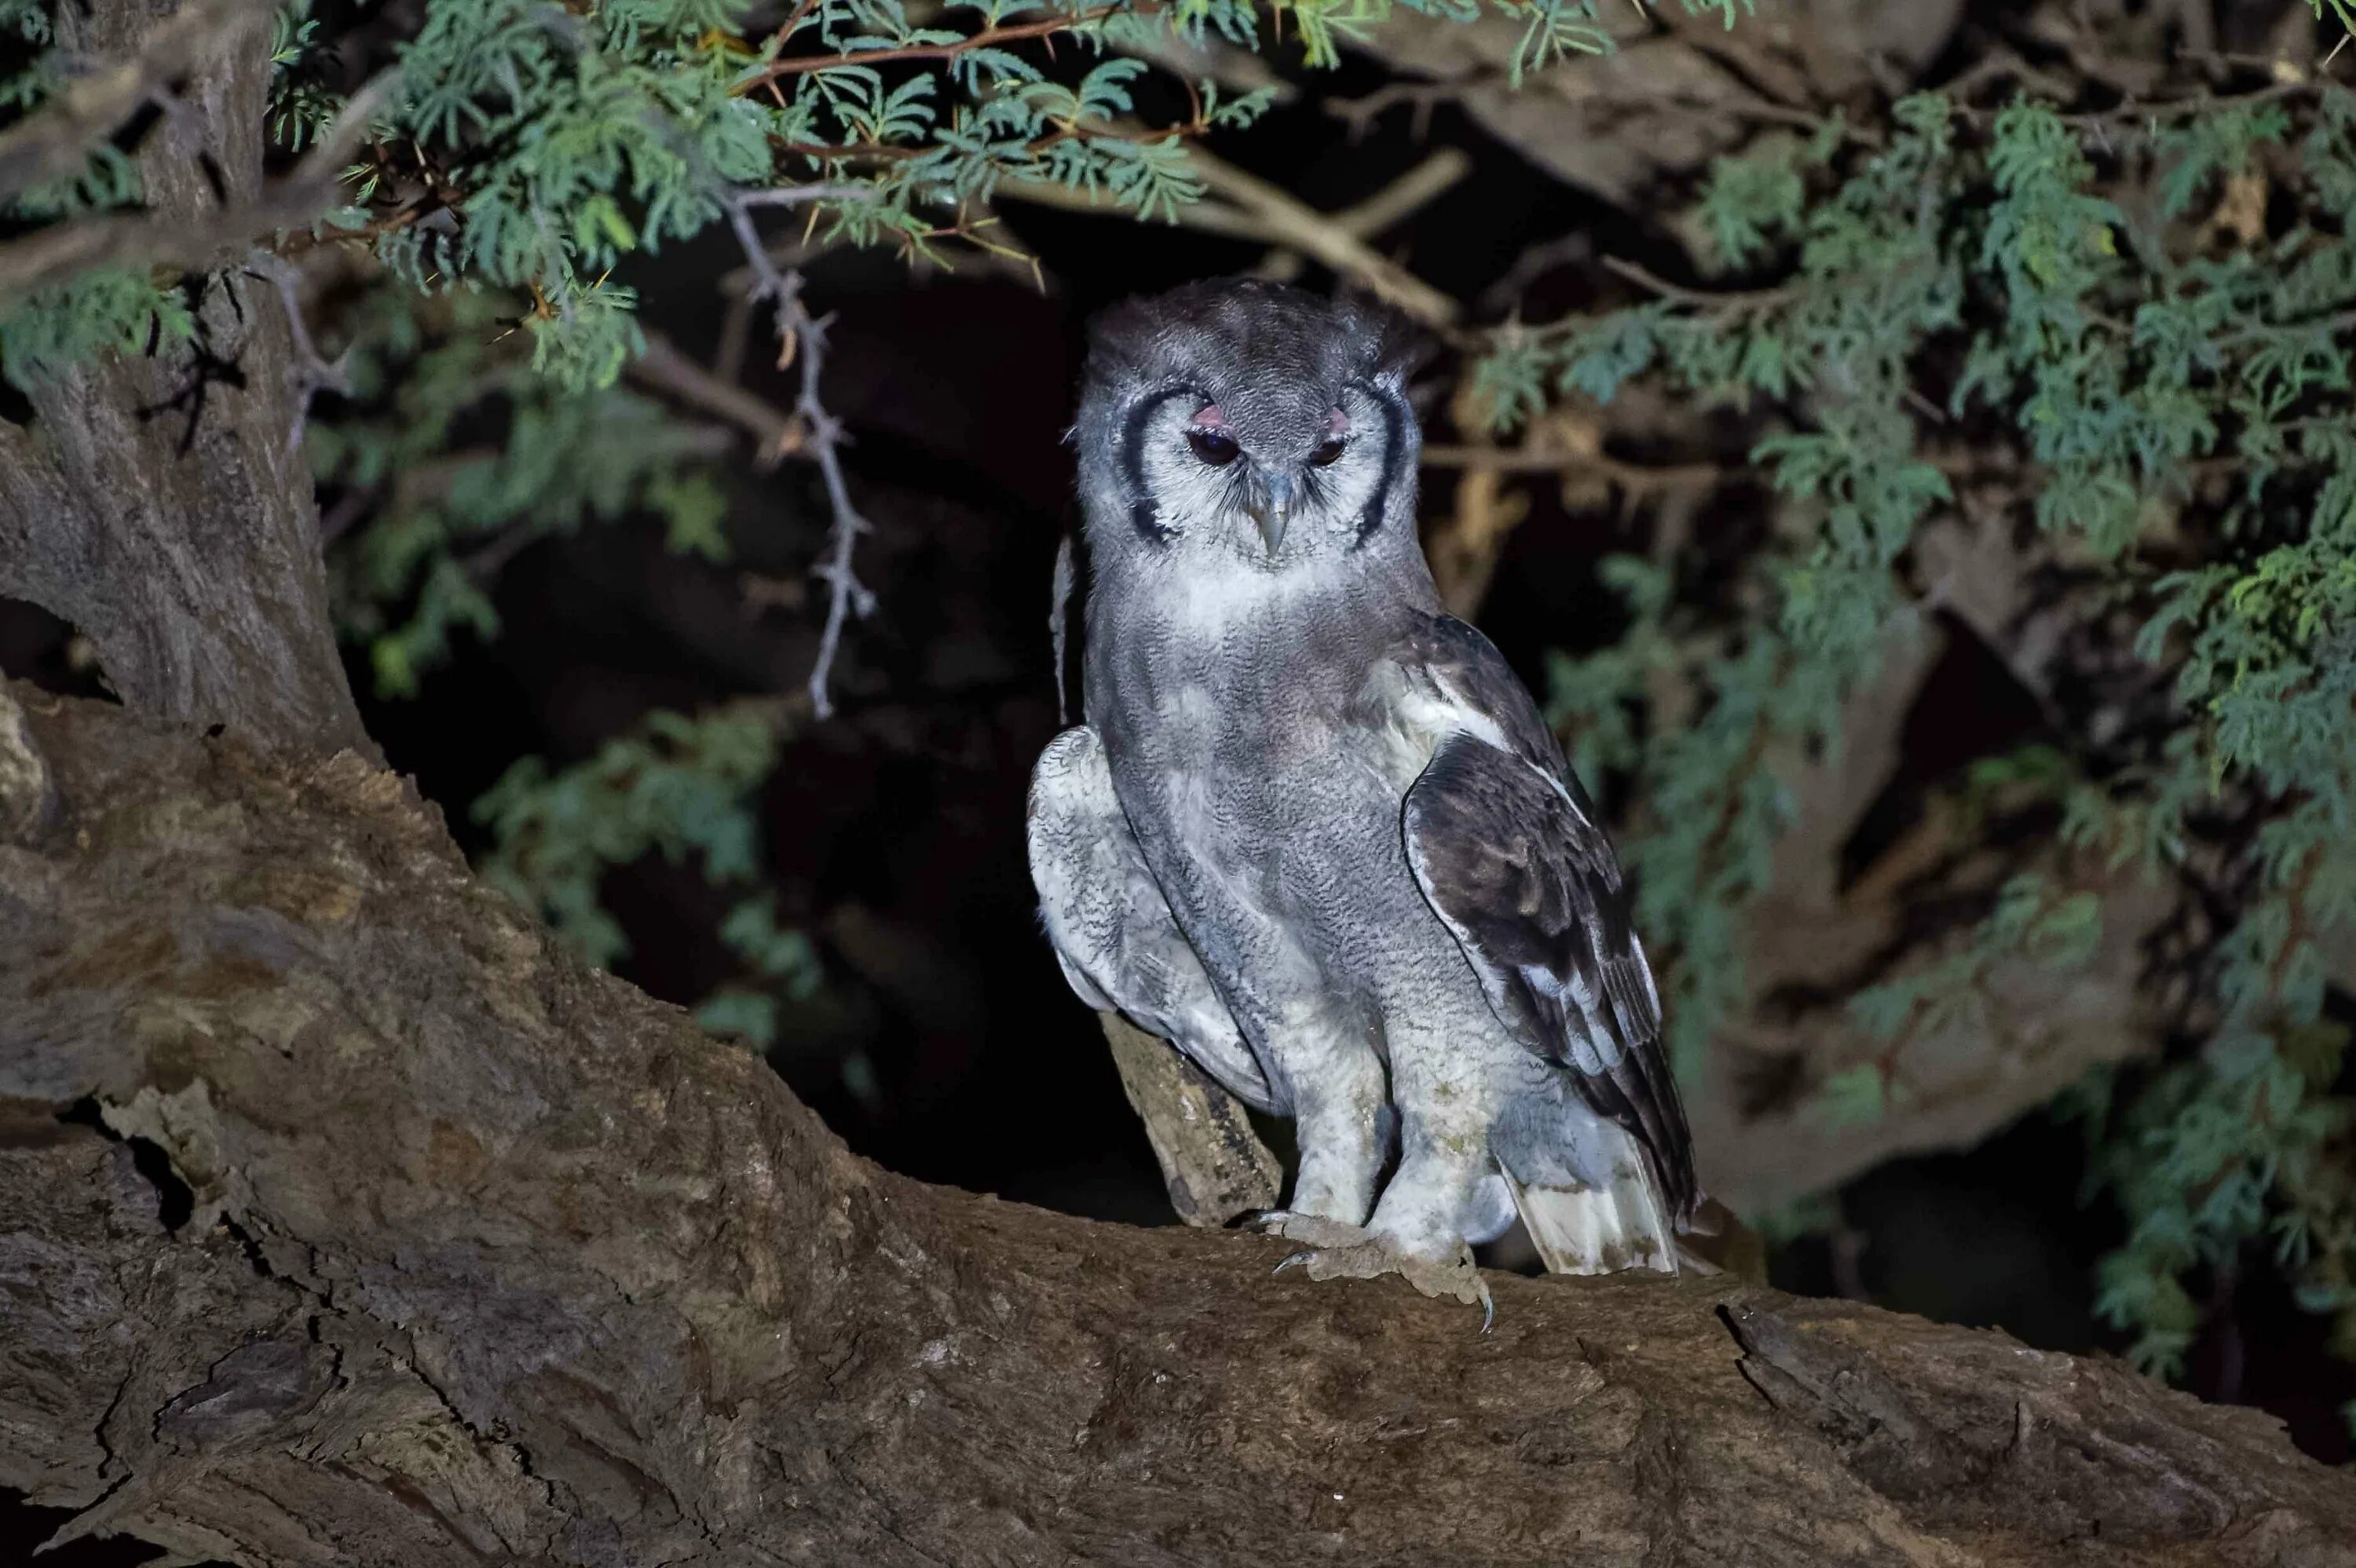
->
[723, 188, 876, 719]
[997, 147, 1462, 330]
[1097, 1011, 1279, 1227]
[0, 70, 397, 310]
[739, 4, 1121, 86]
[0, 0, 275, 210]
[627, 331, 803, 466]
[2, 681, 2351, 1566]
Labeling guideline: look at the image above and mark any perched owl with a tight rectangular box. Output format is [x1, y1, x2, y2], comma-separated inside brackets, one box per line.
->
[1026, 279, 1702, 1313]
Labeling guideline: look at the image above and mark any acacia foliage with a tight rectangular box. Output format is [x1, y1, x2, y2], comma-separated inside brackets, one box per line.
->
[1480, 75, 2356, 1387]
[2, 0, 2353, 1420]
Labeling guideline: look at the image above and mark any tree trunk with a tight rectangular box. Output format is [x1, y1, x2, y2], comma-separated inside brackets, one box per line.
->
[1, 682, 2352, 1568]
[0, 2, 368, 758]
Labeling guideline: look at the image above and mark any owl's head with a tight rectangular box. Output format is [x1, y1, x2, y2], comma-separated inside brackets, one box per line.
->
[1073, 280, 1425, 576]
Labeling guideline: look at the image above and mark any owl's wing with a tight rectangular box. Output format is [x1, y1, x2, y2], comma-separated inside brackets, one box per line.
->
[1386, 616, 1699, 1226]
[1026, 726, 1276, 1113]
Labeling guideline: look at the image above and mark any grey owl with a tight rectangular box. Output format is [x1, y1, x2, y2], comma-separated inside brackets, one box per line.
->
[1026, 279, 1702, 1311]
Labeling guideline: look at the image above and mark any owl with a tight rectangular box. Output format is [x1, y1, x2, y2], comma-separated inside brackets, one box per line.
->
[1026, 279, 1702, 1315]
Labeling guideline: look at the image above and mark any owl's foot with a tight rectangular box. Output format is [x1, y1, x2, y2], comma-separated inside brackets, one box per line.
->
[1249, 1212, 1494, 1330]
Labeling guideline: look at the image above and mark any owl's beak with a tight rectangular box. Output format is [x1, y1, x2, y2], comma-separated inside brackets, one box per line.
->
[1249, 470, 1294, 557]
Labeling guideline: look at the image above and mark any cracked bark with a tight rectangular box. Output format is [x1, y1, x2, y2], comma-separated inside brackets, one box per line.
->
[2, 682, 2354, 1568]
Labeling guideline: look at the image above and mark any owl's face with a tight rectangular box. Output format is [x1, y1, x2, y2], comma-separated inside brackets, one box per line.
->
[1074, 280, 1422, 579]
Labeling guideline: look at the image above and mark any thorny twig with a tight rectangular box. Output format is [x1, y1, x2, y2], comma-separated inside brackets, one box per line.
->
[243, 249, 349, 459]
[724, 185, 876, 720]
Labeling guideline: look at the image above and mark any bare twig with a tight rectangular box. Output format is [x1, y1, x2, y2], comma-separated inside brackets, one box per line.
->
[627, 331, 803, 466]
[738, 4, 1119, 87]
[0, 68, 399, 309]
[241, 249, 350, 458]
[1189, 150, 1461, 329]
[1476, 232, 1594, 317]
[998, 148, 1462, 330]
[0, 0, 276, 209]
[1323, 148, 1473, 243]
[1326, 75, 1879, 148]
[723, 188, 877, 720]
[1419, 443, 1726, 490]
[1253, 148, 1469, 286]
[1601, 254, 1795, 315]
[714, 290, 755, 385]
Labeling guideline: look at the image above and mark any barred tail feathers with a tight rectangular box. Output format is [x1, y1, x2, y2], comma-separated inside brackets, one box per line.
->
[1502, 1164, 1685, 1277]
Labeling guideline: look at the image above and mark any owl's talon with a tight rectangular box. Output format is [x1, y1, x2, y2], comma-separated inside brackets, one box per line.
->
[1264, 1225, 1493, 1322]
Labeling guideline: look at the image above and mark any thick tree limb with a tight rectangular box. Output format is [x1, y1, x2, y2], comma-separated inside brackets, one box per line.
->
[2, 683, 2352, 1568]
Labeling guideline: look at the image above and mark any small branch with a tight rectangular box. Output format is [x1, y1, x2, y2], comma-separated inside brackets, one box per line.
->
[0, 0, 276, 209]
[0, 69, 399, 309]
[1937, 53, 2322, 131]
[1601, 255, 1796, 315]
[723, 189, 876, 720]
[1000, 148, 1462, 330]
[1319, 148, 1472, 244]
[626, 332, 803, 467]
[1098, 1012, 1280, 1228]
[1476, 232, 1593, 317]
[241, 250, 349, 459]
[1189, 150, 1460, 329]
[739, 4, 1120, 87]
[1419, 443, 1726, 491]
[1253, 149, 1469, 285]
[762, 0, 825, 55]
[1326, 75, 1880, 149]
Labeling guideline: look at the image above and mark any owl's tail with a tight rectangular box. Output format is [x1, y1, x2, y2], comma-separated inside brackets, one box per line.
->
[1502, 1164, 1698, 1277]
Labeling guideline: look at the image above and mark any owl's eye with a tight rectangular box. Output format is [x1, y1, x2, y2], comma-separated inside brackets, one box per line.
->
[1309, 435, 1346, 467]
[1187, 427, 1240, 467]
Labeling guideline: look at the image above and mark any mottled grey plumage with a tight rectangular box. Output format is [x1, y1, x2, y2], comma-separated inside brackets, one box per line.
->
[1026, 279, 1700, 1303]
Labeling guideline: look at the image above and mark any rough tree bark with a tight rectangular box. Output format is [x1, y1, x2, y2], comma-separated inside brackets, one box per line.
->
[4, 682, 2356, 1568]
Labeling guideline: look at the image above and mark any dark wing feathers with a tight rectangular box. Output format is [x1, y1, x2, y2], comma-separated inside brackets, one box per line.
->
[1396, 616, 1699, 1226]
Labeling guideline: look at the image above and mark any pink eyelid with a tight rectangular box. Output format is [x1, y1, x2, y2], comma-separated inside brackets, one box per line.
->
[1185, 404, 1348, 438]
